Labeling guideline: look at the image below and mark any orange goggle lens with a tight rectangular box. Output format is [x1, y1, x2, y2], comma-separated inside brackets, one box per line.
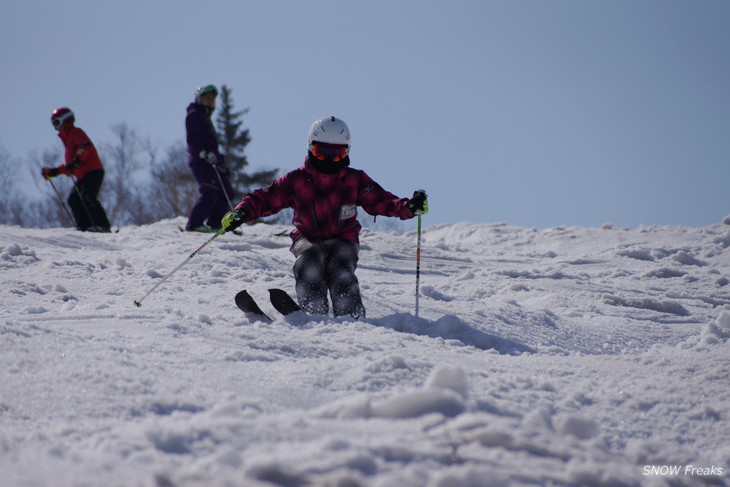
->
[311, 142, 349, 161]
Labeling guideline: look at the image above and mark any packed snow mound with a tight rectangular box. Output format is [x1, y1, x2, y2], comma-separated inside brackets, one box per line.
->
[1, 218, 729, 486]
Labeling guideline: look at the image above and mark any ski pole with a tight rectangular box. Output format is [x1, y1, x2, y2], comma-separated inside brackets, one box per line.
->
[47, 178, 76, 227]
[133, 227, 226, 307]
[71, 176, 95, 227]
[415, 213, 422, 318]
[213, 165, 234, 210]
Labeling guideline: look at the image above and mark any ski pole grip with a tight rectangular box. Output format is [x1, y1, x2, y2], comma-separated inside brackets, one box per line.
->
[409, 190, 427, 216]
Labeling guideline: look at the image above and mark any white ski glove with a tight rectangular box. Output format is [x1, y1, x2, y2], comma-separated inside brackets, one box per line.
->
[199, 150, 218, 165]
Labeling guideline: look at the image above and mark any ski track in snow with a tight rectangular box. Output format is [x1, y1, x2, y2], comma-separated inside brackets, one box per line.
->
[1, 217, 730, 486]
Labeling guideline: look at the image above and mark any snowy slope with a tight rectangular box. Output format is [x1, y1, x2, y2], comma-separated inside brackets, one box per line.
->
[1, 218, 729, 487]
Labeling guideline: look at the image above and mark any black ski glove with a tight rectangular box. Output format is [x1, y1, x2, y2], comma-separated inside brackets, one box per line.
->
[41, 167, 60, 179]
[407, 190, 428, 216]
[63, 157, 81, 175]
[222, 210, 246, 232]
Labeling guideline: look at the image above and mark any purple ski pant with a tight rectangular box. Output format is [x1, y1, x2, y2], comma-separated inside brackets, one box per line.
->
[186, 161, 234, 230]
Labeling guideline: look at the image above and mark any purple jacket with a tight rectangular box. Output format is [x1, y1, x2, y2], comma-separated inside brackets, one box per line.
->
[235, 157, 413, 243]
[186, 103, 220, 164]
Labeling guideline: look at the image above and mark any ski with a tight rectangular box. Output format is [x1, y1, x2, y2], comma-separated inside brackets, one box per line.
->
[268, 288, 301, 315]
[234, 289, 302, 321]
[234, 290, 272, 322]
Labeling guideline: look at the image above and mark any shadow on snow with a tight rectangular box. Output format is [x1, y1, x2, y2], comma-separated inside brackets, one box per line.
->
[369, 313, 535, 356]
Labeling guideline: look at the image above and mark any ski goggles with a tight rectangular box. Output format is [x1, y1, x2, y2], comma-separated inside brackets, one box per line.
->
[310, 142, 349, 162]
[52, 115, 71, 130]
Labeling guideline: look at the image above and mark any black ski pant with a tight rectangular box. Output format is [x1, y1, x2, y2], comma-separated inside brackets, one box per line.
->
[186, 161, 234, 230]
[291, 237, 366, 319]
[68, 169, 111, 231]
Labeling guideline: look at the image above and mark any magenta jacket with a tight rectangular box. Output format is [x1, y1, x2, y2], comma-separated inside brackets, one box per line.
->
[235, 157, 413, 243]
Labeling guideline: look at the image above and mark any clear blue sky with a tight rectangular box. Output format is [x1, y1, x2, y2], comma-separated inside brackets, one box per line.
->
[3, 0, 729, 229]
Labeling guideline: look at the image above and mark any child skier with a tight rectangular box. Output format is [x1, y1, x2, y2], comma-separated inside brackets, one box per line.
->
[221, 116, 428, 319]
[41, 107, 112, 232]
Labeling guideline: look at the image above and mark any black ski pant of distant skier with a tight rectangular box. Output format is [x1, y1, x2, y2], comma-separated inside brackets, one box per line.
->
[68, 169, 111, 231]
[186, 161, 234, 231]
[291, 238, 366, 319]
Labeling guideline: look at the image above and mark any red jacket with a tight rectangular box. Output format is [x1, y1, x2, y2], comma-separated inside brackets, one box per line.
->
[235, 157, 413, 243]
[56, 125, 104, 180]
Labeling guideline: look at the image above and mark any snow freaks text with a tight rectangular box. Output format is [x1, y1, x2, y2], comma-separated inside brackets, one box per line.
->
[642, 465, 725, 478]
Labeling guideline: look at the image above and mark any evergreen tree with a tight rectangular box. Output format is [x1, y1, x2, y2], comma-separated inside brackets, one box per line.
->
[216, 85, 277, 194]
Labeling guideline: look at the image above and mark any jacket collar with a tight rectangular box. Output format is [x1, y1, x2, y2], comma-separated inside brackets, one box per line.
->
[188, 102, 213, 117]
[57, 125, 73, 142]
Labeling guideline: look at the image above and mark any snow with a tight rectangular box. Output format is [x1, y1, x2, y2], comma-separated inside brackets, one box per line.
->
[1, 217, 729, 487]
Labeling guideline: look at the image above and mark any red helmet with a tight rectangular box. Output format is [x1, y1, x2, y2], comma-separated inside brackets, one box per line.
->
[51, 107, 75, 130]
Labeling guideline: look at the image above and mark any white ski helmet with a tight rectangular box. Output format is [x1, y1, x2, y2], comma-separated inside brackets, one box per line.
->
[307, 116, 351, 153]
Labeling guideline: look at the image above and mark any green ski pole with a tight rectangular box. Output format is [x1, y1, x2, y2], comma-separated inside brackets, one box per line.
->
[415, 213, 422, 318]
[133, 228, 226, 307]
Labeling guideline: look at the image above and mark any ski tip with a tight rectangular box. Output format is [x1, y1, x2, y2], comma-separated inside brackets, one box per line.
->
[133, 300, 141, 308]
[268, 288, 302, 315]
[235, 290, 273, 322]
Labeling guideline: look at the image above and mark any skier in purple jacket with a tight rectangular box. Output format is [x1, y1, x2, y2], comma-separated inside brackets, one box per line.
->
[185, 85, 235, 232]
[222, 116, 428, 319]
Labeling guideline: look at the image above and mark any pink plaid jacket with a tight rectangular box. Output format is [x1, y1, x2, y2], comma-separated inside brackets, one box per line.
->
[235, 157, 413, 243]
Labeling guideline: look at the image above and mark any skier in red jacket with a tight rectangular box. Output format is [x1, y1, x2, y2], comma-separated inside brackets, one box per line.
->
[41, 108, 111, 232]
[222, 116, 428, 318]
